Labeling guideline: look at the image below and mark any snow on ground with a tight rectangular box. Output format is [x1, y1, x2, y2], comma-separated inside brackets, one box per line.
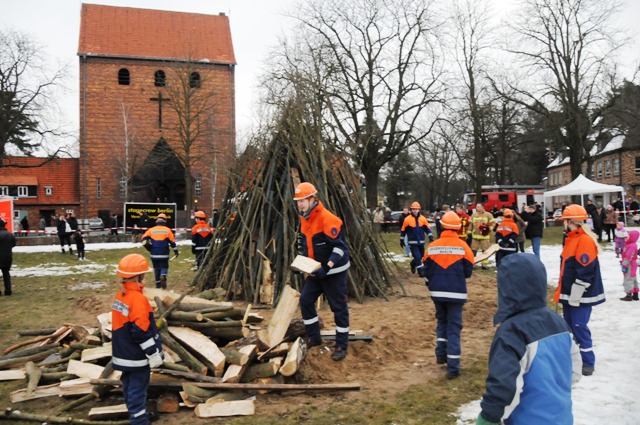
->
[456, 235, 640, 425]
[11, 235, 640, 423]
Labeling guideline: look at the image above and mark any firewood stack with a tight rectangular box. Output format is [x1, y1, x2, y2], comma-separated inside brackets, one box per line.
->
[0, 286, 360, 422]
[194, 103, 401, 304]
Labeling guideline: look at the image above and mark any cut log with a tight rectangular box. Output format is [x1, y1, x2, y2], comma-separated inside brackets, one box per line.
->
[179, 391, 197, 408]
[182, 383, 218, 403]
[168, 326, 226, 377]
[1, 408, 130, 425]
[240, 358, 282, 383]
[80, 344, 112, 363]
[168, 311, 205, 322]
[221, 344, 257, 383]
[194, 399, 255, 418]
[144, 287, 232, 310]
[0, 369, 26, 381]
[11, 382, 61, 402]
[16, 328, 58, 337]
[252, 374, 284, 394]
[201, 307, 248, 321]
[0, 344, 59, 362]
[88, 404, 129, 421]
[195, 288, 227, 301]
[257, 342, 290, 361]
[159, 328, 208, 375]
[79, 335, 103, 346]
[0, 347, 59, 370]
[257, 285, 300, 348]
[219, 347, 250, 366]
[156, 391, 180, 413]
[194, 325, 249, 341]
[3, 328, 66, 355]
[205, 392, 250, 404]
[161, 361, 190, 373]
[155, 368, 221, 383]
[279, 337, 304, 377]
[91, 360, 117, 399]
[39, 326, 73, 346]
[290, 255, 321, 274]
[25, 361, 42, 396]
[70, 324, 91, 342]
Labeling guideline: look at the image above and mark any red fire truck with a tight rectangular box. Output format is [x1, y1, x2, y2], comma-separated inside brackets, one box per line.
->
[462, 185, 546, 214]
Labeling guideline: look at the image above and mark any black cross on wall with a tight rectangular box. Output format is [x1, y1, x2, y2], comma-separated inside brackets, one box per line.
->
[149, 92, 171, 129]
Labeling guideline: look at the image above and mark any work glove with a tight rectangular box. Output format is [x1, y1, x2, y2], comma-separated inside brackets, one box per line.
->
[568, 282, 589, 307]
[146, 350, 164, 368]
[417, 265, 427, 277]
[173, 249, 179, 257]
[621, 266, 628, 273]
[400, 239, 405, 249]
[313, 264, 331, 279]
[476, 413, 500, 425]
[428, 234, 434, 242]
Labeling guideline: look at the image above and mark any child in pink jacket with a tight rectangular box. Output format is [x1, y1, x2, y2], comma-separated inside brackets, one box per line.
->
[620, 230, 639, 301]
[614, 221, 628, 258]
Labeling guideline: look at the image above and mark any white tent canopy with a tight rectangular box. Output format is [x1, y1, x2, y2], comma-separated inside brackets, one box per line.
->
[544, 174, 624, 210]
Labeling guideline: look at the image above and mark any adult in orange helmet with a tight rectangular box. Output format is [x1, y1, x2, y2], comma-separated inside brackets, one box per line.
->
[400, 201, 434, 274]
[294, 182, 350, 361]
[494, 208, 519, 268]
[555, 204, 605, 376]
[111, 254, 163, 425]
[141, 214, 178, 289]
[469, 203, 496, 269]
[417, 211, 474, 379]
[191, 211, 213, 270]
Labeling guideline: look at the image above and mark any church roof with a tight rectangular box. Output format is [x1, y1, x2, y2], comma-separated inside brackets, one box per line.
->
[78, 4, 236, 65]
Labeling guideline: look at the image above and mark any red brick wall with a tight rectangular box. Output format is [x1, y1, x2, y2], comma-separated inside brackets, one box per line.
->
[79, 56, 235, 218]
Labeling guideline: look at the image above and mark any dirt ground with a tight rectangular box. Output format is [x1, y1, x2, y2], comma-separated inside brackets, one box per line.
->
[8, 269, 499, 424]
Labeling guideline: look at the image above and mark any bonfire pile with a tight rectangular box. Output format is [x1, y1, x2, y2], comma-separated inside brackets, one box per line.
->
[0, 286, 359, 424]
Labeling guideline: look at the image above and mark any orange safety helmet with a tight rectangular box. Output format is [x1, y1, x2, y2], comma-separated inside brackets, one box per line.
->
[559, 204, 588, 221]
[502, 208, 514, 218]
[116, 254, 153, 278]
[440, 211, 461, 230]
[157, 213, 167, 220]
[410, 202, 421, 210]
[293, 182, 317, 200]
[194, 211, 206, 219]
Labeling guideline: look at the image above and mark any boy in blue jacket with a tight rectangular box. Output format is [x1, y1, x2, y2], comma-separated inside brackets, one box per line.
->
[477, 254, 581, 425]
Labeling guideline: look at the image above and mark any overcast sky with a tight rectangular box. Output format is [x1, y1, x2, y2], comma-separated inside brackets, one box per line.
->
[2, 0, 639, 151]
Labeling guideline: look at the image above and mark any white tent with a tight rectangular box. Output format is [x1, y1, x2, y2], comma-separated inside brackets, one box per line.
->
[544, 174, 624, 210]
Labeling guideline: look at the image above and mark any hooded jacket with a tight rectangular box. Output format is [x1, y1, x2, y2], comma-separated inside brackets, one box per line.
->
[621, 230, 639, 278]
[479, 254, 581, 425]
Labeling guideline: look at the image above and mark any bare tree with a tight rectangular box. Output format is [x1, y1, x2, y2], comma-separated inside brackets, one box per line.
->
[277, 0, 446, 207]
[496, 0, 629, 179]
[0, 28, 69, 167]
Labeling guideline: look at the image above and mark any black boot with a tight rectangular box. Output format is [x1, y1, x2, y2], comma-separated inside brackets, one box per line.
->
[633, 292, 639, 301]
[69, 247, 73, 255]
[620, 294, 633, 301]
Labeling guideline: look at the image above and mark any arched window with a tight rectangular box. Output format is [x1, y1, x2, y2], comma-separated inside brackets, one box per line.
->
[154, 70, 166, 87]
[118, 68, 130, 85]
[189, 72, 201, 88]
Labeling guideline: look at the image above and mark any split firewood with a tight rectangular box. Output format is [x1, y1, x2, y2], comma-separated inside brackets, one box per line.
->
[158, 328, 208, 375]
[279, 337, 305, 377]
[67, 359, 120, 380]
[0, 369, 26, 381]
[240, 358, 282, 383]
[257, 285, 300, 348]
[39, 326, 73, 346]
[178, 391, 197, 408]
[290, 255, 321, 274]
[24, 361, 42, 396]
[219, 347, 250, 366]
[1, 408, 130, 425]
[88, 404, 129, 421]
[80, 344, 112, 363]
[204, 391, 250, 404]
[168, 326, 226, 377]
[11, 382, 61, 403]
[69, 324, 90, 342]
[181, 383, 218, 403]
[257, 250, 275, 305]
[284, 317, 324, 341]
[96, 312, 112, 339]
[156, 391, 180, 413]
[79, 335, 102, 346]
[194, 399, 255, 418]
[59, 378, 95, 396]
[257, 342, 290, 361]
[221, 345, 257, 383]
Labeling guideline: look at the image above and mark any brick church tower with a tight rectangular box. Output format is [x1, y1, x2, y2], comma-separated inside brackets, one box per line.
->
[77, 4, 236, 224]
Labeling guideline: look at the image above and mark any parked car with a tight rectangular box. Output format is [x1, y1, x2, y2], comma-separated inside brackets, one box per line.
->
[88, 218, 104, 230]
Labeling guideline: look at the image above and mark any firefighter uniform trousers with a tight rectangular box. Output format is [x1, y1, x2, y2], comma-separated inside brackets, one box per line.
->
[151, 259, 169, 287]
[434, 301, 463, 375]
[562, 305, 595, 368]
[300, 270, 350, 349]
[121, 369, 151, 425]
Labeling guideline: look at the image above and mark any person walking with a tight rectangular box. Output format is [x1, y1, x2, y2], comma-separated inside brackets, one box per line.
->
[372, 206, 384, 233]
[0, 218, 17, 296]
[619, 230, 639, 301]
[469, 203, 495, 269]
[191, 211, 213, 270]
[400, 202, 434, 274]
[56, 214, 73, 254]
[141, 214, 178, 289]
[519, 204, 543, 257]
[603, 205, 618, 242]
[477, 254, 581, 425]
[67, 213, 78, 232]
[111, 254, 163, 425]
[417, 212, 474, 379]
[554, 204, 605, 376]
[20, 216, 29, 237]
[294, 182, 350, 361]
[39, 216, 46, 236]
[400, 207, 411, 257]
[494, 209, 519, 268]
[110, 214, 119, 235]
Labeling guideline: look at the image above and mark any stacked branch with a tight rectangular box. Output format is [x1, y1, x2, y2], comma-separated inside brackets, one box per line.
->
[195, 102, 400, 303]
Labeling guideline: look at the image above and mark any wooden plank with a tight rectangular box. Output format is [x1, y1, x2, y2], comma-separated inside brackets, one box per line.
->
[96, 312, 112, 339]
[88, 403, 129, 420]
[67, 359, 120, 380]
[168, 327, 226, 377]
[474, 243, 500, 264]
[10, 383, 61, 403]
[290, 255, 321, 274]
[0, 369, 26, 381]
[279, 337, 304, 377]
[194, 399, 255, 418]
[59, 378, 95, 396]
[257, 285, 300, 348]
[80, 344, 112, 363]
[221, 345, 257, 383]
